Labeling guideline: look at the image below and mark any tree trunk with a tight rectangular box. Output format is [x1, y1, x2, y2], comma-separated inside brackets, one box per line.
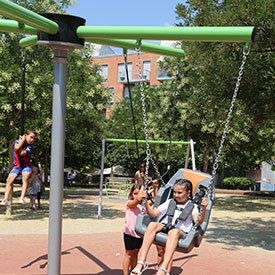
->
[203, 135, 211, 173]
[44, 150, 49, 186]
[35, 141, 39, 166]
[6, 140, 14, 216]
[155, 153, 159, 179]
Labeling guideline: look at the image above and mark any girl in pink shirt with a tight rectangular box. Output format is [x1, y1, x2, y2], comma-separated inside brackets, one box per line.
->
[123, 183, 146, 275]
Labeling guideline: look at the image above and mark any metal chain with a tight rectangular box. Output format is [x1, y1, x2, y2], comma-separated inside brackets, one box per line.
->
[193, 44, 251, 230]
[123, 51, 141, 169]
[136, 42, 151, 213]
[208, 45, 251, 200]
[150, 156, 165, 186]
[136, 43, 166, 185]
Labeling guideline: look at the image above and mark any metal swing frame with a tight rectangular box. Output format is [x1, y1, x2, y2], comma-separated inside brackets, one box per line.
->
[97, 138, 196, 219]
[134, 42, 251, 253]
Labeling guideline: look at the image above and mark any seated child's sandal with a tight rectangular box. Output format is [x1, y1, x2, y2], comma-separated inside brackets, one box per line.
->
[130, 261, 148, 275]
[158, 267, 170, 275]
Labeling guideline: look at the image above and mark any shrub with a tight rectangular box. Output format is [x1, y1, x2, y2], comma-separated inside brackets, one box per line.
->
[222, 177, 253, 190]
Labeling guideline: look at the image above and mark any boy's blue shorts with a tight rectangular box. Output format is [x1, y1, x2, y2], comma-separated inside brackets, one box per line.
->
[10, 167, 31, 175]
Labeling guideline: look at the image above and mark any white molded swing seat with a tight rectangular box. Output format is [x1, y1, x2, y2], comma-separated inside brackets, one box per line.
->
[135, 168, 214, 253]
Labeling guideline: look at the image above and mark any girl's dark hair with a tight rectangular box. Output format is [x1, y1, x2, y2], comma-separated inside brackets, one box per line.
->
[26, 129, 38, 136]
[174, 178, 193, 200]
[128, 183, 143, 200]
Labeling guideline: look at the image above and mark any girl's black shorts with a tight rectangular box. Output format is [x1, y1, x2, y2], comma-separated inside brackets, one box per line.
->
[123, 233, 143, 250]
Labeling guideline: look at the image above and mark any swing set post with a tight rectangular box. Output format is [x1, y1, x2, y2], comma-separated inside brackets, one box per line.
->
[190, 139, 196, 170]
[97, 138, 106, 219]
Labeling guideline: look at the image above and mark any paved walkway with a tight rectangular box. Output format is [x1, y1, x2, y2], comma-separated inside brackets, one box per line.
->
[0, 184, 274, 274]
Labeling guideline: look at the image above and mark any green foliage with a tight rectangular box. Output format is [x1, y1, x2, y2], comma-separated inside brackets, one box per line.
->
[222, 177, 253, 190]
[65, 45, 110, 169]
[173, 0, 275, 172]
[13, 0, 73, 13]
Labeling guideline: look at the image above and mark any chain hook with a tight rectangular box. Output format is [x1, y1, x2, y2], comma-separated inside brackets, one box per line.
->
[243, 42, 251, 55]
[135, 39, 142, 51]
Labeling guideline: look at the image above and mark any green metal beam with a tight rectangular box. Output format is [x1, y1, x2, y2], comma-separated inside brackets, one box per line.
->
[105, 138, 194, 145]
[0, 0, 58, 34]
[86, 38, 184, 58]
[19, 35, 37, 48]
[0, 19, 37, 35]
[77, 26, 255, 43]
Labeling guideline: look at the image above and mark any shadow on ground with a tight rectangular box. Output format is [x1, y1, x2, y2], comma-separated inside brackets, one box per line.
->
[21, 245, 194, 275]
[205, 217, 275, 251]
[1, 187, 124, 221]
[213, 195, 275, 212]
[2, 202, 124, 221]
[205, 195, 275, 251]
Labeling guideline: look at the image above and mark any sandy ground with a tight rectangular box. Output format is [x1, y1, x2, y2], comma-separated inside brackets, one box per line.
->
[0, 183, 274, 274]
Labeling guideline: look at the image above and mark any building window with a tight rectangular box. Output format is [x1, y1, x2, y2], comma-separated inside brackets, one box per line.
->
[123, 86, 131, 102]
[118, 63, 132, 82]
[108, 87, 114, 106]
[123, 86, 129, 98]
[99, 65, 108, 83]
[156, 68, 174, 80]
[143, 61, 151, 80]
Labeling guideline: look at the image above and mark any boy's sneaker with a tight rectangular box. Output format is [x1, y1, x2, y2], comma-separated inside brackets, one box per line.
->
[18, 197, 25, 205]
[0, 199, 9, 207]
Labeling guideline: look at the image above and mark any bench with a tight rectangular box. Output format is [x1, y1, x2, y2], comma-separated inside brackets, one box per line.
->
[104, 182, 133, 198]
[106, 177, 134, 184]
[104, 177, 134, 198]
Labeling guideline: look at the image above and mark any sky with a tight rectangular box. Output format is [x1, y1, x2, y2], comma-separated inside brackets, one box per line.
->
[67, 0, 182, 27]
[67, 0, 183, 52]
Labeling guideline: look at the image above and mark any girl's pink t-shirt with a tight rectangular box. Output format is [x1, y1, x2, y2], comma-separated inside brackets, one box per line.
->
[124, 201, 143, 238]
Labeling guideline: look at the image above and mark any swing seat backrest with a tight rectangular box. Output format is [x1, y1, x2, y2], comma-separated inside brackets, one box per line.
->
[135, 168, 214, 253]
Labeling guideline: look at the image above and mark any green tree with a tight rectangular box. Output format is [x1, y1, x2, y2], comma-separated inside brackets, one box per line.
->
[0, 1, 111, 175]
[65, 45, 110, 169]
[172, 0, 275, 172]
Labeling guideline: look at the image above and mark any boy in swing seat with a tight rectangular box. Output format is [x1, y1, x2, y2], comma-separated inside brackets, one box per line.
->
[0, 129, 37, 206]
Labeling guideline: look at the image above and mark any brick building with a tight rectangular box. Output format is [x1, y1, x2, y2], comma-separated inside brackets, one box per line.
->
[92, 45, 172, 118]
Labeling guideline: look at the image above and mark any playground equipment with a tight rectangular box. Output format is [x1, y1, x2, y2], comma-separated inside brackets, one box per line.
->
[97, 138, 196, 218]
[133, 37, 251, 252]
[0, 0, 255, 274]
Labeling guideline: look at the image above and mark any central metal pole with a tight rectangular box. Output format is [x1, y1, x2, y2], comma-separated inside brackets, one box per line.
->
[48, 49, 68, 275]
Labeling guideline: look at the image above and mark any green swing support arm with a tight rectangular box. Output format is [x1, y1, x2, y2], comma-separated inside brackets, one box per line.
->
[0, 0, 58, 34]
[77, 26, 255, 43]
[105, 138, 194, 145]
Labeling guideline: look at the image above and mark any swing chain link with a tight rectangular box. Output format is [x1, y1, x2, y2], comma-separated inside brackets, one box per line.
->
[208, 44, 251, 201]
[193, 45, 251, 230]
[150, 156, 165, 187]
[136, 44, 166, 213]
[136, 44, 151, 213]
